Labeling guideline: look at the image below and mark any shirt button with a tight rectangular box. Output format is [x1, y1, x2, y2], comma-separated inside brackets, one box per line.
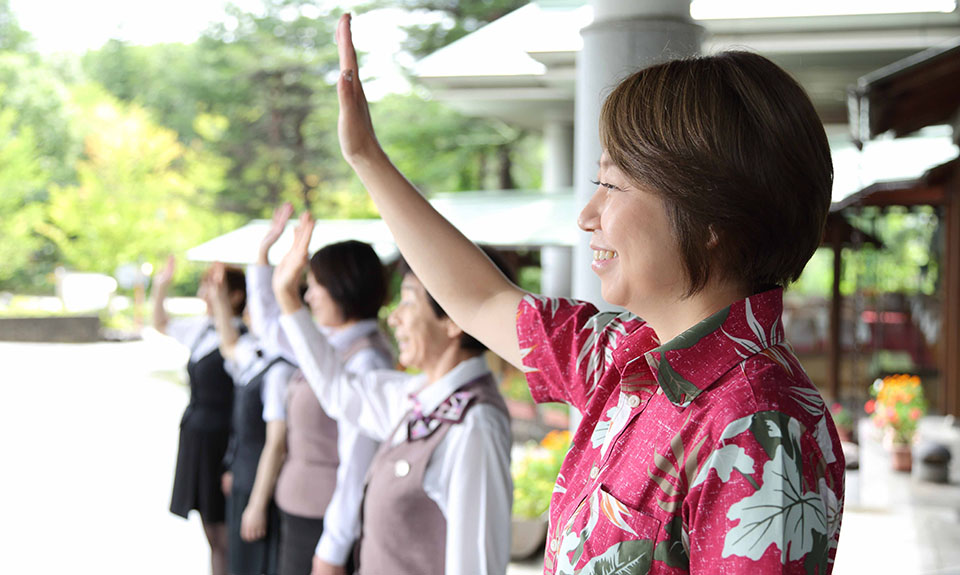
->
[589, 465, 599, 479]
[549, 538, 559, 552]
[394, 459, 411, 478]
[627, 394, 641, 408]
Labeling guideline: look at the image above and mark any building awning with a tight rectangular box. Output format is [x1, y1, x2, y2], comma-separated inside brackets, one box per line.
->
[849, 37, 960, 144]
[187, 191, 578, 265]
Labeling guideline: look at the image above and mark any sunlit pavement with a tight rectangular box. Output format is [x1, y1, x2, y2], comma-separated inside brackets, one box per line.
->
[3, 340, 209, 573]
[5, 340, 960, 574]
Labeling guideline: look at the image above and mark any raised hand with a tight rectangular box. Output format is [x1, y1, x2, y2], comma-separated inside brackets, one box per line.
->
[155, 254, 176, 289]
[272, 211, 315, 314]
[336, 13, 380, 165]
[258, 202, 294, 265]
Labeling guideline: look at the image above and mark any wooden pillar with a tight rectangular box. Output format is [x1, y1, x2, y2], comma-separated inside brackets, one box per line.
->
[943, 172, 960, 417]
[828, 223, 843, 401]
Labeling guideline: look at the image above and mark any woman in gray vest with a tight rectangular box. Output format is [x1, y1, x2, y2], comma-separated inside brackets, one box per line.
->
[249, 204, 394, 575]
[273, 213, 513, 575]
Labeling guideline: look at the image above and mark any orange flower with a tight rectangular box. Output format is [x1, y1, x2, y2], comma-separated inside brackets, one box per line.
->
[540, 430, 571, 451]
[910, 408, 922, 421]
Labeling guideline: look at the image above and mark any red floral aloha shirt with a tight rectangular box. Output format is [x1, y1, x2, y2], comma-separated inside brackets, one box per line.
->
[516, 288, 844, 575]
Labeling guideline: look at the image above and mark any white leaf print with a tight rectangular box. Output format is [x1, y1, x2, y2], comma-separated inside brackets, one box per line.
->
[765, 419, 782, 438]
[786, 386, 826, 417]
[813, 415, 837, 464]
[554, 472, 567, 495]
[722, 297, 784, 361]
[519, 346, 539, 373]
[722, 445, 828, 563]
[722, 329, 763, 358]
[591, 404, 620, 449]
[691, 444, 755, 488]
[600, 394, 632, 457]
[557, 489, 602, 574]
[599, 490, 638, 536]
[577, 312, 631, 398]
[719, 415, 754, 441]
[818, 478, 842, 540]
[745, 297, 767, 345]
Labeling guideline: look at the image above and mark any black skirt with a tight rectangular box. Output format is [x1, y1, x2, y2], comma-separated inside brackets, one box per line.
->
[227, 488, 282, 575]
[278, 511, 325, 575]
[169, 426, 230, 523]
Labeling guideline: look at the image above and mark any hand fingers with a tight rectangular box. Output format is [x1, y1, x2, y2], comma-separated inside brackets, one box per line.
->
[337, 14, 358, 80]
[210, 262, 225, 285]
[293, 212, 314, 254]
[274, 202, 294, 227]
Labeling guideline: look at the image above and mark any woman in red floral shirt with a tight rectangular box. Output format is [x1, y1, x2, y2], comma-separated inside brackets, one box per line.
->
[333, 13, 842, 575]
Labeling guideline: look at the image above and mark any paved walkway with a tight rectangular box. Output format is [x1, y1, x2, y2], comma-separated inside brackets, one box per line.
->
[5, 340, 960, 574]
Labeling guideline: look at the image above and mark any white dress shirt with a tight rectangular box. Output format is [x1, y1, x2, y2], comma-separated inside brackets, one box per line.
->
[226, 335, 295, 423]
[247, 265, 393, 564]
[280, 308, 513, 575]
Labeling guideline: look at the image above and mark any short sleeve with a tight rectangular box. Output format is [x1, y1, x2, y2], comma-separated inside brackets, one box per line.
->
[261, 362, 294, 422]
[515, 294, 629, 411]
[683, 410, 842, 573]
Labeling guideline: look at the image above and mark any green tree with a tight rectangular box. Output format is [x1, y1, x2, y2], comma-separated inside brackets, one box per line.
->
[0, 0, 31, 53]
[39, 85, 239, 279]
[383, 0, 537, 192]
[385, 0, 528, 59]
[0, 97, 49, 289]
[0, 49, 79, 291]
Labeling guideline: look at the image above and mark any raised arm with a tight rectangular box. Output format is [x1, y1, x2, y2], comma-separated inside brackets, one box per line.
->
[335, 14, 525, 368]
[150, 255, 175, 333]
[248, 202, 295, 357]
[273, 217, 405, 440]
[209, 262, 240, 360]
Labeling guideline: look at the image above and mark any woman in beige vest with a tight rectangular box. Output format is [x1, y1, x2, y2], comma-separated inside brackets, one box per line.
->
[273, 215, 513, 575]
[249, 204, 394, 575]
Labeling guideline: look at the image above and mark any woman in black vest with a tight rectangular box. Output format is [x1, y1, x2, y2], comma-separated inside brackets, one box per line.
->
[152, 257, 247, 575]
[210, 263, 295, 575]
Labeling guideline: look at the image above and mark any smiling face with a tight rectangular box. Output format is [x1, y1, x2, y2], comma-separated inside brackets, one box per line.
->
[388, 273, 455, 371]
[578, 153, 688, 315]
[305, 272, 346, 327]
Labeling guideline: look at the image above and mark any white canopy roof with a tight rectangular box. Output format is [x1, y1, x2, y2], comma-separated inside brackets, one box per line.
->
[187, 191, 578, 265]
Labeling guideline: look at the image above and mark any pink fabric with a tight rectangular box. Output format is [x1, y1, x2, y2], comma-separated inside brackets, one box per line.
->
[516, 288, 844, 575]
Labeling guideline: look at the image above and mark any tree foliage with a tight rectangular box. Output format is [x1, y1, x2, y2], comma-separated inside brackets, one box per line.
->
[381, 0, 528, 59]
[39, 85, 240, 280]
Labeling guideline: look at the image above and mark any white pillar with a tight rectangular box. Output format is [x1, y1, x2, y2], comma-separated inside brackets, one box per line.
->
[572, 0, 702, 308]
[541, 119, 574, 298]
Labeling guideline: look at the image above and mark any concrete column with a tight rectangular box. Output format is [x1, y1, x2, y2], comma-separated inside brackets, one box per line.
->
[541, 119, 574, 297]
[572, 0, 702, 308]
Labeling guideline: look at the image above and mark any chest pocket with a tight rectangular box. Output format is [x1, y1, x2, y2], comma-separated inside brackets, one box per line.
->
[555, 484, 662, 575]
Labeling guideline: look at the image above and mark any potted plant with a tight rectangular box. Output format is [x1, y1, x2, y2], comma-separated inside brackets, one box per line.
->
[830, 403, 855, 442]
[865, 374, 927, 472]
[510, 430, 570, 559]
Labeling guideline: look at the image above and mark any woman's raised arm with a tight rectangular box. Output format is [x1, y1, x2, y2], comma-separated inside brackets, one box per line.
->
[335, 13, 526, 368]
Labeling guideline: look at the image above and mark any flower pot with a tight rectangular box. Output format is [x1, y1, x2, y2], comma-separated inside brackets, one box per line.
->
[510, 516, 548, 560]
[890, 443, 912, 472]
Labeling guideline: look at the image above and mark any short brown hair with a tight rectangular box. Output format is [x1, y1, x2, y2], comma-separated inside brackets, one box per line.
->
[600, 51, 833, 296]
[310, 240, 387, 321]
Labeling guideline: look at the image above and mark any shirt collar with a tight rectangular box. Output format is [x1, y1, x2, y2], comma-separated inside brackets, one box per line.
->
[633, 288, 785, 408]
[409, 355, 491, 418]
[322, 319, 380, 351]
